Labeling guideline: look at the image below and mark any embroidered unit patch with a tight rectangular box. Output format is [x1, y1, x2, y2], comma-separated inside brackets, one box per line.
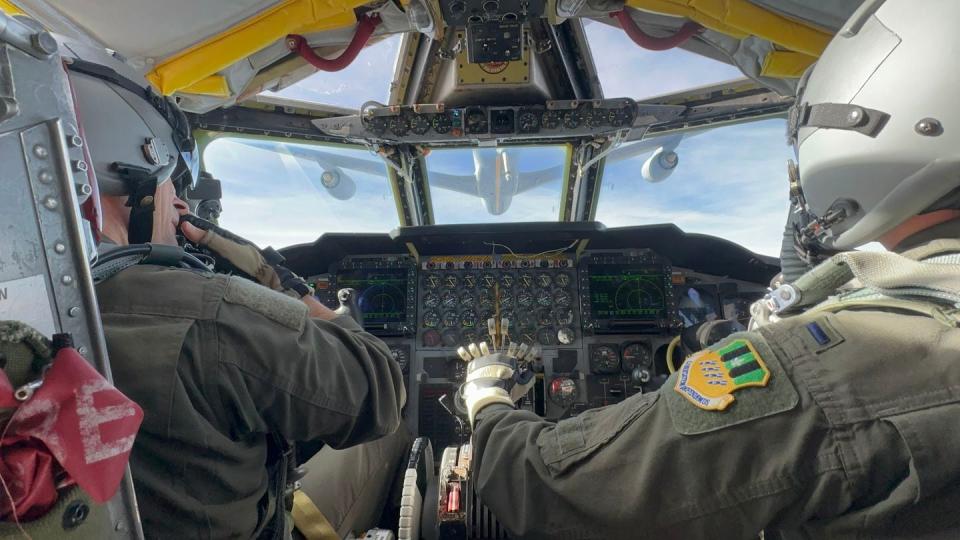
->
[674, 339, 770, 411]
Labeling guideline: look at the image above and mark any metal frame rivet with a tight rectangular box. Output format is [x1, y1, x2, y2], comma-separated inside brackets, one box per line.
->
[72, 160, 88, 172]
[33, 145, 49, 158]
[61, 275, 74, 285]
[38, 170, 53, 183]
[68, 306, 80, 317]
[77, 183, 92, 196]
[70, 135, 83, 148]
[915, 118, 943, 136]
[43, 197, 58, 209]
[54, 243, 67, 254]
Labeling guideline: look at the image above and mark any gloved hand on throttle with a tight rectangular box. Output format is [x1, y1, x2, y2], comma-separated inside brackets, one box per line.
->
[179, 214, 311, 298]
[457, 347, 536, 427]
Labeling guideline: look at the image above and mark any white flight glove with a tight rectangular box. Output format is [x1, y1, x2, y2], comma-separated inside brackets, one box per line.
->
[457, 350, 536, 427]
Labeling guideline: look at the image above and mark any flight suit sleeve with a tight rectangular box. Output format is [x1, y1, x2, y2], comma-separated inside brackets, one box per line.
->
[470, 331, 859, 540]
[195, 277, 405, 447]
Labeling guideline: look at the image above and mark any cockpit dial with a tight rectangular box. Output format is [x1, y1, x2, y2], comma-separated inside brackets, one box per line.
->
[553, 289, 572, 307]
[423, 292, 440, 309]
[516, 290, 534, 308]
[423, 310, 441, 328]
[480, 273, 497, 289]
[442, 310, 459, 328]
[409, 114, 431, 135]
[388, 115, 409, 137]
[621, 342, 653, 371]
[555, 272, 572, 288]
[465, 108, 489, 134]
[536, 272, 552, 288]
[431, 113, 453, 134]
[535, 289, 553, 307]
[500, 274, 515, 289]
[440, 291, 458, 310]
[424, 274, 442, 290]
[590, 345, 620, 374]
[460, 309, 479, 328]
[518, 272, 535, 288]
[462, 273, 477, 289]
[518, 110, 540, 133]
[443, 274, 459, 289]
[562, 109, 584, 129]
[541, 110, 561, 129]
[460, 293, 476, 308]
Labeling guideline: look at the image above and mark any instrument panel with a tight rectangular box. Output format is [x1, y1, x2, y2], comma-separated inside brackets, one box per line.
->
[308, 244, 768, 450]
[311, 99, 640, 144]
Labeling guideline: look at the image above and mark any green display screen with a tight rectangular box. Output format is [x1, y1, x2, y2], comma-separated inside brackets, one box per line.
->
[336, 268, 409, 324]
[588, 265, 667, 321]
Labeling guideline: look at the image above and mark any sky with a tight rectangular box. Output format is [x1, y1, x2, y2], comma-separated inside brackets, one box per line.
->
[207, 21, 795, 257]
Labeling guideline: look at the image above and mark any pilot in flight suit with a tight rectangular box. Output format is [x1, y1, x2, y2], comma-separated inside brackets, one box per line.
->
[62, 39, 406, 538]
[459, 1, 960, 538]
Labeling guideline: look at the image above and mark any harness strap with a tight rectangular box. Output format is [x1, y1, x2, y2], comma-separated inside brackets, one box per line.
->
[292, 491, 341, 540]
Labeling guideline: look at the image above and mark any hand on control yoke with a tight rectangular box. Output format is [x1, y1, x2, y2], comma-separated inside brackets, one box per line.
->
[179, 214, 311, 297]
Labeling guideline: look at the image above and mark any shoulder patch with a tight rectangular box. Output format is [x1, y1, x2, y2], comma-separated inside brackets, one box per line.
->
[666, 333, 799, 435]
[222, 276, 308, 333]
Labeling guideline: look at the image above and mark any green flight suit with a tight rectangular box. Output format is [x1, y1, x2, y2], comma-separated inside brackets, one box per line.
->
[472, 230, 960, 539]
[95, 264, 406, 539]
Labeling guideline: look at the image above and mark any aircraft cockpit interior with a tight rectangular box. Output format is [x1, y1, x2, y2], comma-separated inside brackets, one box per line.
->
[0, 1, 870, 539]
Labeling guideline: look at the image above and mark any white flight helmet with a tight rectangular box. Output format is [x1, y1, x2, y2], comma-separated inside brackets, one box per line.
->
[789, 0, 960, 250]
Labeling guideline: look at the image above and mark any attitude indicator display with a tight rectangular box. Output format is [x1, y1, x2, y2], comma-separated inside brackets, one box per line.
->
[336, 268, 409, 324]
[588, 266, 667, 320]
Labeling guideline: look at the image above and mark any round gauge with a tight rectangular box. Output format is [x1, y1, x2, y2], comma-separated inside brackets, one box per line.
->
[460, 293, 476, 308]
[516, 290, 534, 308]
[480, 273, 497, 289]
[422, 329, 442, 347]
[460, 309, 478, 328]
[423, 309, 441, 328]
[535, 290, 553, 307]
[432, 113, 453, 134]
[678, 286, 719, 328]
[423, 273, 442, 290]
[557, 326, 576, 345]
[609, 106, 635, 127]
[440, 291, 459, 310]
[462, 273, 477, 289]
[549, 377, 578, 406]
[409, 114, 431, 135]
[442, 310, 459, 328]
[389, 346, 409, 373]
[423, 292, 440, 309]
[554, 307, 574, 325]
[518, 110, 540, 133]
[555, 272, 572, 288]
[441, 329, 460, 347]
[590, 345, 620, 374]
[364, 116, 388, 135]
[518, 273, 535, 288]
[541, 110, 561, 129]
[462, 330, 479, 345]
[553, 290, 572, 308]
[443, 273, 459, 289]
[501, 274, 516, 289]
[563, 109, 584, 129]
[536, 326, 556, 346]
[536, 272, 553, 289]
[388, 115, 409, 137]
[537, 308, 554, 326]
[465, 108, 488, 134]
[517, 312, 537, 332]
[478, 293, 495, 310]
[478, 309, 495, 327]
[499, 293, 514, 308]
[621, 342, 653, 371]
[582, 108, 602, 128]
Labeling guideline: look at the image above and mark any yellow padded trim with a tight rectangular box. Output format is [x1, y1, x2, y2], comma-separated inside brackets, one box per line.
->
[180, 75, 231, 97]
[761, 50, 816, 78]
[0, 0, 24, 15]
[147, 0, 367, 95]
[626, 0, 832, 57]
[292, 490, 341, 540]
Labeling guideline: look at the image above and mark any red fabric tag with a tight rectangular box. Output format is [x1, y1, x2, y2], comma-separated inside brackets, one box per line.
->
[1, 347, 143, 521]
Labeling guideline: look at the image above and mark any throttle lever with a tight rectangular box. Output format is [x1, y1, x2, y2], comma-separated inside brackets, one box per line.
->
[334, 288, 363, 326]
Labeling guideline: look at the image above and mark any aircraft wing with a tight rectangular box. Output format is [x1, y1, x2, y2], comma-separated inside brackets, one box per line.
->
[516, 166, 566, 194]
[234, 139, 388, 177]
[429, 171, 480, 196]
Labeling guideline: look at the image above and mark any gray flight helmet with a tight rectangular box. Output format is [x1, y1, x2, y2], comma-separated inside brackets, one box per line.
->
[788, 0, 960, 250]
[58, 36, 197, 243]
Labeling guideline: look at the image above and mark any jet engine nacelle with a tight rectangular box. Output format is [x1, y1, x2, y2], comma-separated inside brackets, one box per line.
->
[641, 148, 680, 183]
[315, 167, 357, 200]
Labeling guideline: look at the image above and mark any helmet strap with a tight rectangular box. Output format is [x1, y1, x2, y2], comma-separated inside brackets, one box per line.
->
[116, 164, 159, 245]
